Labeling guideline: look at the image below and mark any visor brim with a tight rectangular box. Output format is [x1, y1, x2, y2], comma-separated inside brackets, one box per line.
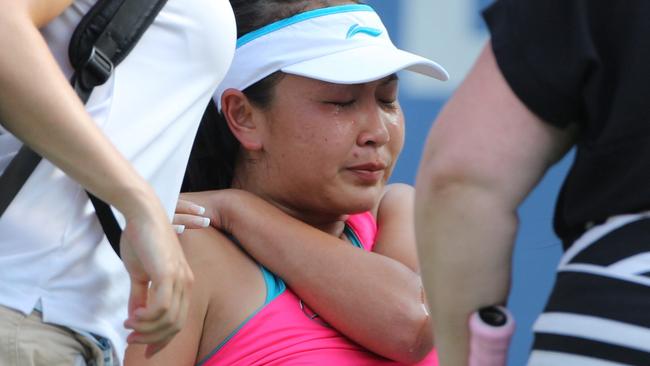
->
[282, 45, 449, 84]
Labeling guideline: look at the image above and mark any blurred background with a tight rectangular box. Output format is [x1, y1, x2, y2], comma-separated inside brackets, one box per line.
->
[366, 1, 573, 365]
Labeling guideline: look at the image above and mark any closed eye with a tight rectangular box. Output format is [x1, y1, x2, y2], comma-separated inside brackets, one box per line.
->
[325, 100, 356, 108]
[379, 98, 398, 111]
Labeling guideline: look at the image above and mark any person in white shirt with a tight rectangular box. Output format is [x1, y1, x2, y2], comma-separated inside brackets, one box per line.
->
[0, 0, 235, 364]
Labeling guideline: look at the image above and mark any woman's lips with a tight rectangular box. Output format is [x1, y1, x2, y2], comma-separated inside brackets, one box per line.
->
[347, 162, 386, 183]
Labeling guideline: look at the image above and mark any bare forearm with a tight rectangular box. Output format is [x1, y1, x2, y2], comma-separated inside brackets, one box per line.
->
[0, 2, 195, 354]
[0, 4, 159, 219]
[413, 42, 576, 366]
[415, 179, 516, 366]
[196, 190, 428, 362]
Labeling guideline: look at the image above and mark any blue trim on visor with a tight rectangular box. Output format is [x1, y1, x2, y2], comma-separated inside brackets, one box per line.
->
[346, 23, 383, 39]
[237, 4, 375, 48]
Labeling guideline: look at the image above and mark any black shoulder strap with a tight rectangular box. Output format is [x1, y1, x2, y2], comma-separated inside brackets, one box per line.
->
[0, 0, 168, 256]
[0, 147, 41, 216]
[70, 0, 169, 102]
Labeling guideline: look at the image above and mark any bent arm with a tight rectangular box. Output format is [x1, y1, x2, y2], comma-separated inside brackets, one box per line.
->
[182, 187, 431, 364]
[414, 42, 575, 366]
[0, 0, 160, 218]
[373, 183, 434, 361]
[1, 2, 195, 355]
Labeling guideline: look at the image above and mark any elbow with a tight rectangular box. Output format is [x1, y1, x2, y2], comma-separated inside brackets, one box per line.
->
[406, 304, 435, 364]
[416, 158, 521, 217]
[387, 300, 435, 364]
[416, 158, 474, 199]
[416, 140, 506, 199]
[415, 160, 473, 218]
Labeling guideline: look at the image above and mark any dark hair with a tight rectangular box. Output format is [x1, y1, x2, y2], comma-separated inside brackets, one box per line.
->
[181, 0, 362, 192]
[180, 73, 282, 192]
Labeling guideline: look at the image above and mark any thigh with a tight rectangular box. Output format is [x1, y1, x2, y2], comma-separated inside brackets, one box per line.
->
[0, 306, 91, 366]
[528, 219, 650, 366]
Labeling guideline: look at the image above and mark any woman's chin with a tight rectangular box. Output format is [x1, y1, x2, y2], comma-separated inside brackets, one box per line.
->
[340, 193, 381, 214]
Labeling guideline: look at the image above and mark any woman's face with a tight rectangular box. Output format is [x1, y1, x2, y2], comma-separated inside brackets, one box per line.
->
[252, 73, 405, 223]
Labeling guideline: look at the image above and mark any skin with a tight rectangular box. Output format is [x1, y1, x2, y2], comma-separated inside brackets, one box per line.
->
[236, 74, 402, 227]
[125, 74, 434, 365]
[0, 0, 193, 356]
[414, 43, 576, 366]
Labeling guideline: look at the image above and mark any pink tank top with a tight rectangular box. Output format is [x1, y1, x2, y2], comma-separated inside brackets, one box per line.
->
[199, 212, 438, 365]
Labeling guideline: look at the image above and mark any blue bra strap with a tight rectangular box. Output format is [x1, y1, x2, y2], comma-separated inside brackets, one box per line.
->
[343, 224, 364, 249]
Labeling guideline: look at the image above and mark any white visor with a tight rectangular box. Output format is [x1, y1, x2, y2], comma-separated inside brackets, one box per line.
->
[215, 4, 448, 109]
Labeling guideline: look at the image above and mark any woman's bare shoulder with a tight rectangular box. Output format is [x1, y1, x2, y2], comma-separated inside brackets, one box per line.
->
[178, 227, 267, 360]
[179, 227, 244, 269]
[179, 227, 268, 292]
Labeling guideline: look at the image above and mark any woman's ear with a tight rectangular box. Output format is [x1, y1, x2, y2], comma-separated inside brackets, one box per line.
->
[221, 89, 263, 150]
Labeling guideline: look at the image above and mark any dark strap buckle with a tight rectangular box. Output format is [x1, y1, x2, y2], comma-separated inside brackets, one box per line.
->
[78, 46, 114, 90]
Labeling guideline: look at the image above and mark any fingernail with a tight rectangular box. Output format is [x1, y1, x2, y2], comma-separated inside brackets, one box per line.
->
[190, 204, 206, 215]
[174, 225, 186, 234]
[146, 344, 163, 358]
[192, 217, 210, 228]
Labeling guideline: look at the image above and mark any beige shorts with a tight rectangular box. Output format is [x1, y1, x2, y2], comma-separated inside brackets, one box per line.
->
[0, 305, 114, 366]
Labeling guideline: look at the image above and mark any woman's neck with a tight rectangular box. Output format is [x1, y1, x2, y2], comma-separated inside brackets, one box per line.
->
[232, 170, 348, 238]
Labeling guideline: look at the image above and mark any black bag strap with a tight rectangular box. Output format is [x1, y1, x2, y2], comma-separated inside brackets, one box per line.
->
[0, 0, 168, 256]
[70, 0, 169, 102]
[0, 146, 41, 216]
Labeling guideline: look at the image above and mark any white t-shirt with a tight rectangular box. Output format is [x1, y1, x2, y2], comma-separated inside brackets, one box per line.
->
[0, 0, 235, 361]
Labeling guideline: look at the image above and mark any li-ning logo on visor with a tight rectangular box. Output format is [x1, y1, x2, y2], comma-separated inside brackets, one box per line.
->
[346, 23, 382, 39]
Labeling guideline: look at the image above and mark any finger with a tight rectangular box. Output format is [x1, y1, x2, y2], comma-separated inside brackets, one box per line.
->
[175, 199, 206, 215]
[126, 309, 179, 346]
[134, 273, 174, 323]
[145, 341, 169, 358]
[126, 309, 179, 345]
[173, 224, 185, 234]
[127, 276, 183, 340]
[127, 279, 150, 323]
[176, 267, 192, 329]
[129, 260, 191, 335]
[126, 270, 187, 345]
[171, 263, 193, 338]
[172, 213, 210, 229]
[127, 327, 178, 346]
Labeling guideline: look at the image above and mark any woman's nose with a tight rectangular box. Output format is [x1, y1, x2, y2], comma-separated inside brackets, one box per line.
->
[357, 105, 390, 147]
